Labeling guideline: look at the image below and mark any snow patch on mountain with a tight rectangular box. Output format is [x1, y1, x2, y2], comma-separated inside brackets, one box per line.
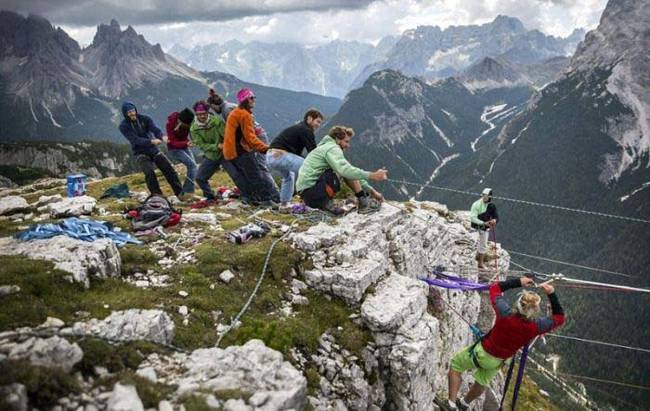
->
[471, 104, 508, 151]
[620, 181, 650, 202]
[415, 153, 461, 199]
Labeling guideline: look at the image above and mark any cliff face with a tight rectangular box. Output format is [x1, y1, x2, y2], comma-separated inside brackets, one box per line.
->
[0, 142, 136, 181]
[291, 203, 510, 409]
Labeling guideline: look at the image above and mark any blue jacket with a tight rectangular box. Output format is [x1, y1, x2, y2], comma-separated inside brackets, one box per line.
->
[119, 102, 163, 156]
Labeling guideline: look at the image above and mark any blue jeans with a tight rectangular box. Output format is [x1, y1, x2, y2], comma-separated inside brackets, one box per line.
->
[266, 150, 304, 203]
[223, 152, 280, 203]
[195, 157, 221, 200]
[167, 148, 197, 194]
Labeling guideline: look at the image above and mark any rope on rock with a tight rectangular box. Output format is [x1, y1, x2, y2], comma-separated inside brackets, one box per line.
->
[215, 222, 297, 347]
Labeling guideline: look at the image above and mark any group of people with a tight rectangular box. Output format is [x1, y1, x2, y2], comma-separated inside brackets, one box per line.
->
[119, 87, 388, 214]
[120, 90, 566, 410]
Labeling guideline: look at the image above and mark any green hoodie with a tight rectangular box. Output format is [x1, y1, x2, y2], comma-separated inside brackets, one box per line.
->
[296, 135, 372, 193]
[470, 198, 488, 226]
[190, 115, 225, 161]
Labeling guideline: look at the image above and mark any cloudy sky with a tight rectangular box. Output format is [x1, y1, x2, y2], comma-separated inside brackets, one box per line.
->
[4, 0, 607, 49]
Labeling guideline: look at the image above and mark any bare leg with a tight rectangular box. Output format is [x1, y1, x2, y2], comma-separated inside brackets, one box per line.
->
[448, 369, 462, 402]
[342, 178, 363, 194]
[464, 382, 486, 403]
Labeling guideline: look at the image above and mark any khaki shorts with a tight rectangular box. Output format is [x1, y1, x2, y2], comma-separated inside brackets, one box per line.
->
[477, 229, 489, 254]
[451, 343, 504, 386]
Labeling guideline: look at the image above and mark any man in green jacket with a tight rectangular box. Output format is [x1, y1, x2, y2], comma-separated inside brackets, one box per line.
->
[470, 188, 499, 269]
[191, 101, 225, 201]
[296, 126, 387, 214]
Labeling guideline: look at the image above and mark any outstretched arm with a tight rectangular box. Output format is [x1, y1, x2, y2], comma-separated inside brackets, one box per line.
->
[536, 284, 566, 333]
[489, 277, 534, 318]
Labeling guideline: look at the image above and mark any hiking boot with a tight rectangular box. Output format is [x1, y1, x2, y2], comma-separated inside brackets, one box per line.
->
[357, 195, 381, 214]
[257, 200, 280, 210]
[278, 204, 293, 214]
[455, 399, 469, 411]
[323, 200, 345, 216]
[168, 195, 182, 206]
[434, 397, 458, 411]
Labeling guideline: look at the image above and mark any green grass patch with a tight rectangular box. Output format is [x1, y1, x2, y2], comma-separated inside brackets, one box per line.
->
[120, 245, 159, 276]
[0, 360, 80, 408]
[75, 339, 161, 375]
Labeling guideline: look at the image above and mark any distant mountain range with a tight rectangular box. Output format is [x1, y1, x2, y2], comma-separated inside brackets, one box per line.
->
[167, 15, 583, 98]
[0, 11, 341, 142]
[350, 15, 584, 89]
[168, 37, 398, 98]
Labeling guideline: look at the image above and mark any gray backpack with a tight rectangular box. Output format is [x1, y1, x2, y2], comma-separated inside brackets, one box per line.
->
[130, 195, 178, 231]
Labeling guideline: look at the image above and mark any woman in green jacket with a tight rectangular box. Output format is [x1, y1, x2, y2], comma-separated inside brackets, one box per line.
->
[191, 101, 225, 200]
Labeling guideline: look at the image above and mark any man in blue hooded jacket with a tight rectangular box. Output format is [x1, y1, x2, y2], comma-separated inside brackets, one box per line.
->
[119, 102, 183, 198]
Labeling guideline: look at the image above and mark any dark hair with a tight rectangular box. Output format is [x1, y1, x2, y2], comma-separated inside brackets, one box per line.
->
[207, 88, 224, 107]
[329, 125, 352, 140]
[304, 108, 324, 123]
[239, 98, 253, 111]
[193, 100, 209, 113]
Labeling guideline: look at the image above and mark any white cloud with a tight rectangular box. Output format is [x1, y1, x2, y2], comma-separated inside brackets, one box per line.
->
[56, 0, 607, 50]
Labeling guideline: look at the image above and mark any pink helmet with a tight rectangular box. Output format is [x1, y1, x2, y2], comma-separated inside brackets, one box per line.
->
[236, 88, 255, 104]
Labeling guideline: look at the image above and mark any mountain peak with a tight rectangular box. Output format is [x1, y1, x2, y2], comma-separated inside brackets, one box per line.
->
[491, 15, 526, 33]
[459, 56, 528, 90]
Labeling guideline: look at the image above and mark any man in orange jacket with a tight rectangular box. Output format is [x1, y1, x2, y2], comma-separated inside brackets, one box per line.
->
[222, 88, 280, 206]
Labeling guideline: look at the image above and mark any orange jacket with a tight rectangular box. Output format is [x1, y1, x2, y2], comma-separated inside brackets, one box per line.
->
[223, 107, 268, 160]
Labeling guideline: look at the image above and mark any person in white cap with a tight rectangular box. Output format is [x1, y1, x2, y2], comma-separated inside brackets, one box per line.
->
[470, 188, 499, 269]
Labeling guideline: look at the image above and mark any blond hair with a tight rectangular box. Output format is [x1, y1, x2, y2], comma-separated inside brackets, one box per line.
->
[514, 290, 541, 320]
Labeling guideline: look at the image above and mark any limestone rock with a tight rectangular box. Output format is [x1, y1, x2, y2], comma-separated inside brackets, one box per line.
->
[7, 336, 83, 372]
[174, 339, 306, 410]
[157, 401, 173, 411]
[106, 383, 144, 411]
[0, 236, 120, 288]
[48, 195, 96, 218]
[136, 367, 158, 383]
[183, 213, 218, 226]
[219, 270, 235, 284]
[0, 285, 20, 296]
[33, 194, 63, 208]
[0, 196, 29, 216]
[0, 383, 28, 411]
[361, 274, 428, 332]
[68, 309, 175, 345]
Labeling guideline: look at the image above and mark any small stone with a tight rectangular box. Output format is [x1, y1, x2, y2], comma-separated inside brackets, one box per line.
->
[178, 306, 189, 316]
[209, 283, 215, 290]
[136, 367, 158, 383]
[219, 270, 235, 284]
[0, 285, 20, 296]
[158, 400, 173, 411]
[178, 291, 189, 298]
[106, 383, 144, 411]
[182, 318, 189, 326]
[0, 383, 28, 411]
[94, 366, 109, 377]
[38, 316, 65, 328]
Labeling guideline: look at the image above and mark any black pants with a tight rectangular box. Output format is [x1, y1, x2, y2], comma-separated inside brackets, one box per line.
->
[300, 169, 340, 209]
[223, 152, 280, 202]
[136, 152, 183, 196]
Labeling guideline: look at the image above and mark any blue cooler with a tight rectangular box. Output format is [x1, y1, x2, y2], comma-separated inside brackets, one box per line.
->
[66, 174, 87, 197]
